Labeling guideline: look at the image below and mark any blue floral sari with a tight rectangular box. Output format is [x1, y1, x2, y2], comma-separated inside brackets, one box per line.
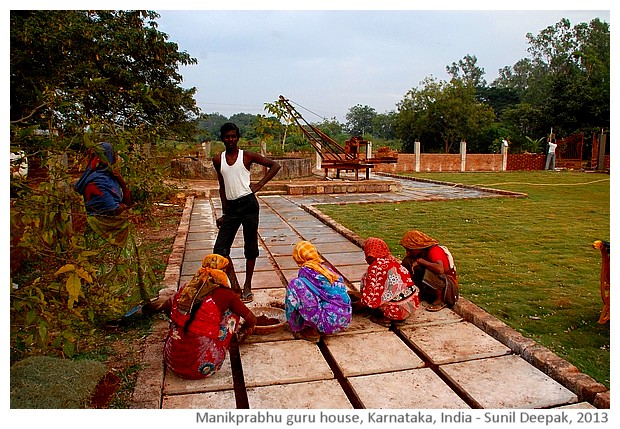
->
[286, 265, 352, 335]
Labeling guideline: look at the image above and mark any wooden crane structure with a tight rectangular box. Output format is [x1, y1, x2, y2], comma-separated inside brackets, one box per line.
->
[278, 95, 396, 180]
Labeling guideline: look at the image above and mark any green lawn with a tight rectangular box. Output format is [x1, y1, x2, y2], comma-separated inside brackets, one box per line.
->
[318, 171, 610, 387]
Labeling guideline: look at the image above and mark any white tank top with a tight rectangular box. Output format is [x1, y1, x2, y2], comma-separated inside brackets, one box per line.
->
[220, 150, 252, 201]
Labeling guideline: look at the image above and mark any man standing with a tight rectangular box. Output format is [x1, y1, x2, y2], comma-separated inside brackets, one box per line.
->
[545, 131, 558, 171]
[213, 122, 281, 302]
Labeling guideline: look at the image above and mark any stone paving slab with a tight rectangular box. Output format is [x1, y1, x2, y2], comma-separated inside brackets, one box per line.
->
[184, 239, 215, 251]
[398, 304, 464, 328]
[324, 331, 425, 377]
[266, 242, 298, 257]
[235, 270, 285, 289]
[331, 263, 368, 284]
[230, 255, 275, 272]
[148, 181, 609, 410]
[400, 321, 512, 365]
[261, 234, 300, 246]
[440, 354, 578, 409]
[164, 361, 234, 395]
[349, 368, 470, 409]
[310, 240, 362, 254]
[321, 251, 365, 267]
[333, 313, 391, 335]
[300, 231, 353, 244]
[162, 389, 237, 409]
[246, 380, 353, 409]
[273, 255, 301, 270]
[239, 340, 334, 387]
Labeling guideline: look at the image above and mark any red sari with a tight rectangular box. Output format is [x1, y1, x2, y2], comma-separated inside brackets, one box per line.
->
[164, 285, 240, 379]
[362, 238, 420, 320]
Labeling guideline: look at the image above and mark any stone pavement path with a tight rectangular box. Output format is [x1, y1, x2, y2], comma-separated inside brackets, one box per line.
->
[133, 174, 607, 409]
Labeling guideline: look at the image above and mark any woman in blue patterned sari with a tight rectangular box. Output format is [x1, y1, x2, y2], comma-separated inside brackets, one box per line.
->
[285, 241, 352, 342]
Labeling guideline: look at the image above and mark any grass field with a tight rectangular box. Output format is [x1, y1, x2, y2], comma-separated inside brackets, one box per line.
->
[318, 171, 610, 387]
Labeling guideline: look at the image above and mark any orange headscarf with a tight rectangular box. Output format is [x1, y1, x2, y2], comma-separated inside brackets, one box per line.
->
[399, 230, 439, 250]
[293, 241, 340, 284]
[363, 237, 392, 259]
[177, 254, 230, 314]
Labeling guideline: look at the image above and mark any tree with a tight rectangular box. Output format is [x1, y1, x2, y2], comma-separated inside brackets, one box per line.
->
[396, 76, 495, 153]
[11, 10, 199, 141]
[196, 112, 229, 141]
[447, 54, 486, 88]
[372, 111, 398, 140]
[10, 10, 202, 356]
[345, 104, 377, 135]
[492, 18, 609, 138]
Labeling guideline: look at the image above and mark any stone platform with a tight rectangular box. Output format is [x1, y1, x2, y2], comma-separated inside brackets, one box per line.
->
[132, 174, 609, 410]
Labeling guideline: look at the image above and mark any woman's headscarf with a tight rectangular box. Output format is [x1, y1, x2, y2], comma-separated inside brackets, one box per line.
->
[363, 237, 392, 259]
[293, 241, 340, 284]
[177, 254, 230, 315]
[399, 230, 439, 250]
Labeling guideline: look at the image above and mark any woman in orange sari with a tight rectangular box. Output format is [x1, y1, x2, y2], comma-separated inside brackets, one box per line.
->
[400, 229, 459, 311]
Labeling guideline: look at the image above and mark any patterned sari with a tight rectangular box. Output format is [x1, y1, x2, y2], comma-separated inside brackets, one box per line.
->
[286, 241, 352, 335]
[164, 254, 240, 379]
[362, 237, 420, 320]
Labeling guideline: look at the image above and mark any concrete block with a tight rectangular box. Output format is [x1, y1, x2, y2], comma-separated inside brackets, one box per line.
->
[324, 331, 425, 376]
[246, 379, 353, 409]
[349, 368, 470, 408]
[401, 321, 511, 364]
[439, 354, 578, 408]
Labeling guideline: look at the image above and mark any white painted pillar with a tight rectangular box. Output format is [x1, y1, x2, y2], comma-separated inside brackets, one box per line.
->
[460, 140, 467, 172]
[501, 139, 509, 171]
[414, 140, 421, 172]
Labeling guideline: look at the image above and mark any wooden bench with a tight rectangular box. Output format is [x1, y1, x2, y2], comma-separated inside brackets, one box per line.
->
[321, 161, 374, 180]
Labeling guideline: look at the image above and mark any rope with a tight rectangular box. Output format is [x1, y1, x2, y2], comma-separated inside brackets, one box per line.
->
[289, 98, 328, 121]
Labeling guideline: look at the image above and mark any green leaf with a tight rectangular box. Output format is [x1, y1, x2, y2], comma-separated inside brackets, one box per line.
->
[26, 309, 37, 324]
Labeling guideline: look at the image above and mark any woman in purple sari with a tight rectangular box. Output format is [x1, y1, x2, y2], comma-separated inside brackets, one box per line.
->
[285, 241, 352, 342]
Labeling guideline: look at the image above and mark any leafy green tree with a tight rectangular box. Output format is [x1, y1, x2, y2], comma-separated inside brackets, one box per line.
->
[371, 111, 398, 140]
[492, 18, 609, 138]
[396, 76, 495, 153]
[11, 10, 199, 140]
[229, 112, 259, 137]
[447, 54, 487, 88]
[345, 104, 377, 135]
[196, 112, 229, 141]
[10, 10, 201, 358]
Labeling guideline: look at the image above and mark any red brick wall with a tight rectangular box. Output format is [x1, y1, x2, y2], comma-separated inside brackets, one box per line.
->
[506, 153, 546, 171]
[372, 153, 504, 173]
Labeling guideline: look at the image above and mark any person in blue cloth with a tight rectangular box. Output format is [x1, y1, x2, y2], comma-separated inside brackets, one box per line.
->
[74, 141, 158, 323]
[74, 141, 132, 216]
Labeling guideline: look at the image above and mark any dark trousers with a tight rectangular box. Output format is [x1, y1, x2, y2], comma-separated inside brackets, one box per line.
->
[213, 193, 260, 260]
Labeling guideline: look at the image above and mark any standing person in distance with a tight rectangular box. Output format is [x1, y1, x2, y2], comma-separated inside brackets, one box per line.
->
[213, 122, 281, 303]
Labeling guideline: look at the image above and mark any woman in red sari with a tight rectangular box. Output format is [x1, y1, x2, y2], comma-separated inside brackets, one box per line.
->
[163, 254, 256, 379]
[358, 237, 420, 326]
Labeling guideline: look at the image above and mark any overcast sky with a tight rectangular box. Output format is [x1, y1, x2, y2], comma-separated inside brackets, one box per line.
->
[151, 3, 611, 123]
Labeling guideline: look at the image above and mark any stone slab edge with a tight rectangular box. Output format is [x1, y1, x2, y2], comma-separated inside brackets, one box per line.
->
[130, 195, 195, 408]
[376, 172, 528, 198]
[303, 200, 610, 409]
